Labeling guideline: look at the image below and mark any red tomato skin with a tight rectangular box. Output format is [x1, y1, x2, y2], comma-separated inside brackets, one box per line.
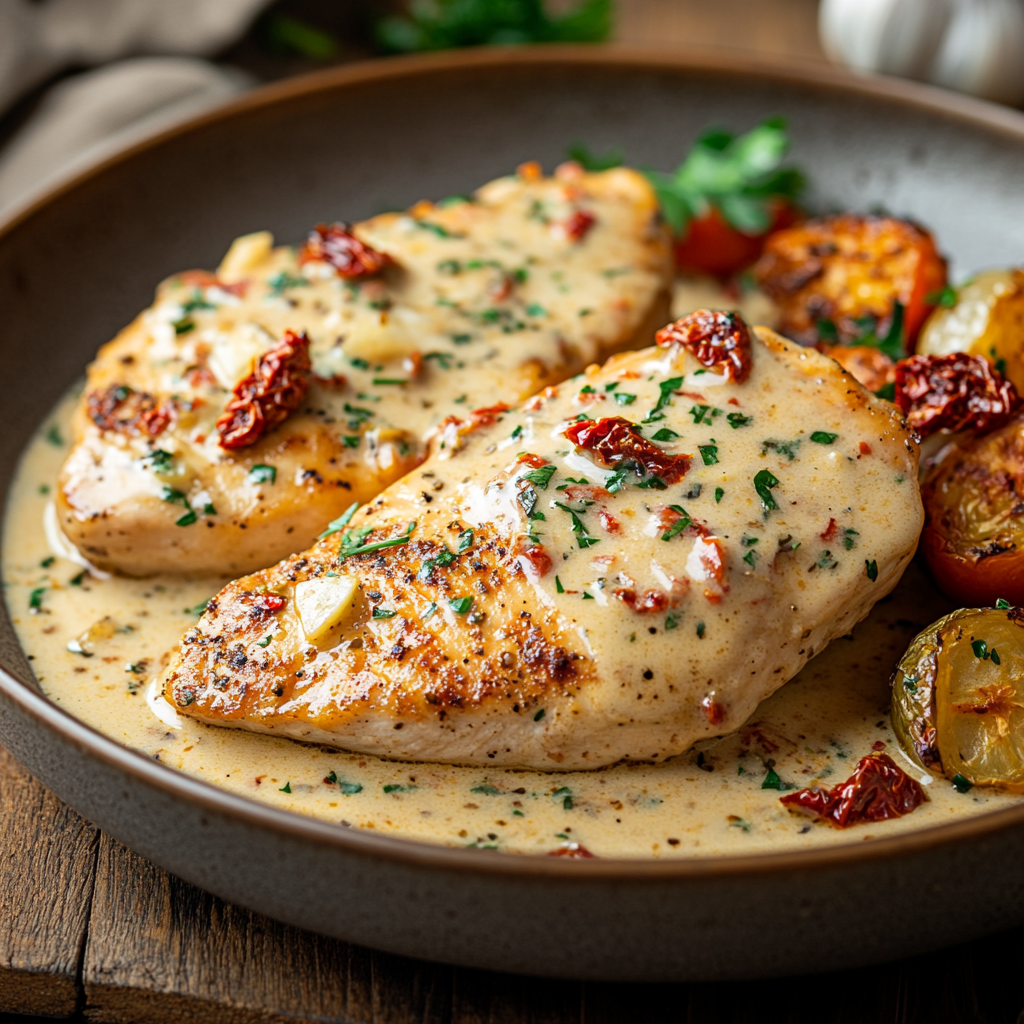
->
[674, 201, 799, 279]
[921, 526, 1024, 606]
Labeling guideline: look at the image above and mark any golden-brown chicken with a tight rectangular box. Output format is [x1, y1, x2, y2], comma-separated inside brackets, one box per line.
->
[163, 311, 922, 770]
[58, 163, 672, 576]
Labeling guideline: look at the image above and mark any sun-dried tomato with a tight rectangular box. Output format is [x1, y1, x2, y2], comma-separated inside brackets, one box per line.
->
[515, 541, 553, 580]
[547, 843, 595, 858]
[655, 309, 753, 383]
[895, 353, 1021, 439]
[564, 417, 691, 485]
[469, 404, 511, 429]
[613, 588, 669, 613]
[299, 223, 391, 279]
[560, 210, 596, 242]
[689, 534, 727, 604]
[87, 385, 174, 437]
[780, 752, 926, 828]
[702, 696, 725, 725]
[244, 593, 287, 614]
[216, 330, 311, 450]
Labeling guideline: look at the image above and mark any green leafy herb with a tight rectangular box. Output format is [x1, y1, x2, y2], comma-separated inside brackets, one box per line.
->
[996, 598, 1011, 609]
[614, 392, 637, 406]
[449, 596, 473, 615]
[279, 781, 292, 793]
[383, 783, 417, 794]
[652, 428, 679, 441]
[522, 463, 556, 489]
[643, 117, 804, 236]
[372, 607, 397, 620]
[262, 12, 339, 59]
[45, 424, 63, 446]
[267, 270, 308, 297]
[320, 502, 360, 539]
[817, 550, 838, 570]
[753, 469, 779, 511]
[665, 613, 679, 630]
[457, 529, 474, 553]
[248, 464, 276, 485]
[373, 377, 407, 386]
[257, 635, 273, 648]
[644, 376, 684, 422]
[810, 431, 838, 445]
[761, 438, 800, 461]
[184, 600, 209, 617]
[699, 444, 719, 465]
[952, 773, 974, 793]
[661, 505, 691, 541]
[743, 550, 758, 567]
[555, 576, 565, 594]
[726, 412, 753, 428]
[715, 486, 724, 503]
[29, 587, 45, 611]
[348, 357, 371, 371]
[40, 556, 55, 569]
[927, 285, 957, 307]
[567, 142, 625, 171]
[761, 766, 795, 791]
[696, 621, 706, 638]
[842, 528, 858, 551]
[377, 0, 612, 52]
[471, 784, 503, 796]
[171, 317, 195, 335]
[875, 382, 896, 401]
[554, 501, 599, 548]
[145, 449, 175, 473]
[852, 301, 905, 362]
[534, 708, 546, 721]
[865, 559, 878, 582]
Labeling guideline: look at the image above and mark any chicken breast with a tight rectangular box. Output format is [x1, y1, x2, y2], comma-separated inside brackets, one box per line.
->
[163, 312, 923, 770]
[58, 163, 672, 576]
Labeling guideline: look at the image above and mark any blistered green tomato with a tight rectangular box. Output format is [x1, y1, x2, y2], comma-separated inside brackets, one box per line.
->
[891, 607, 1024, 791]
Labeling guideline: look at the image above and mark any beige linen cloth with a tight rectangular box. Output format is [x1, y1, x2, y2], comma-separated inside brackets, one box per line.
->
[0, 0, 272, 219]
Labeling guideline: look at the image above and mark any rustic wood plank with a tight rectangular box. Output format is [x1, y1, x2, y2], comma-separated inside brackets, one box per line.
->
[615, 0, 827, 64]
[0, 744, 97, 1019]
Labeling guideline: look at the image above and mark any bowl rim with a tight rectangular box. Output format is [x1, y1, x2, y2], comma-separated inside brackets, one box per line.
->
[4, 43, 1024, 881]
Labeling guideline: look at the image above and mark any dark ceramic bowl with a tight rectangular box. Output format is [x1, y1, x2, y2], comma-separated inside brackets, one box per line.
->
[2, 48, 1024, 983]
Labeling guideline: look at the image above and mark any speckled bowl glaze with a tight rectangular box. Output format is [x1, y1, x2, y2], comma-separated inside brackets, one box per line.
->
[2, 48, 1024, 982]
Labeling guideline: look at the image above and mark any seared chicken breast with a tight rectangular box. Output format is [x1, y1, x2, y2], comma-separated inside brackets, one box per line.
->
[58, 163, 672, 576]
[163, 312, 923, 770]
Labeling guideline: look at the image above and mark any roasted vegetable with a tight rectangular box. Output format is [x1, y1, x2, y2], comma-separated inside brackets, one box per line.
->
[754, 214, 948, 352]
[895, 352, 1021, 440]
[921, 413, 1024, 604]
[891, 607, 1024, 791]
[917, 269, 1024, 395]
[645, 118, 805, 279]
[780, 752, 926, 828]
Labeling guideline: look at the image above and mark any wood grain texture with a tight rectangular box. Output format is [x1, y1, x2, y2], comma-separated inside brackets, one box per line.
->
[0, 745, 96, 1018]
[615, 0, 827, 63]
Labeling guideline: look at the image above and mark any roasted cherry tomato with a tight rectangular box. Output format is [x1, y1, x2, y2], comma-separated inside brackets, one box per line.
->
[673, 200, 799, 279]
[819, 344, 896, 394]
[891, 607, 1024, 791]
[921, 413, 1024, 604]
[754, 214, 948, 349]
[917, 269, 1024, 395]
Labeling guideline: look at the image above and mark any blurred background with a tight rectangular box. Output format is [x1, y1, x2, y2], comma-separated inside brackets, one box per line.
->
[1, 0, 1022, 219]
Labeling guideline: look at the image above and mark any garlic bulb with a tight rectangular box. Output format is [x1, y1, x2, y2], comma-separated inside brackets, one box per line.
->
[820, 0, 1024, 105]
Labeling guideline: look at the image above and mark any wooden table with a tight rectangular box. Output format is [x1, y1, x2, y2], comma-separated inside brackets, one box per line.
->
[3, 741, 1024, 1024]
[5, 2, 1024, 1021]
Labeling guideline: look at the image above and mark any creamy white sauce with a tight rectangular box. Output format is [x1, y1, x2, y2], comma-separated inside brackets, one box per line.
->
[5, 389, 1022, 858]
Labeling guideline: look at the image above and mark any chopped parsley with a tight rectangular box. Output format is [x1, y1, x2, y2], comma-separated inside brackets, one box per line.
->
[761, 766, 794, 791]
[279, 782, 292, 794]
[554, 501, 599, 548]
[952, 773, 974, 793]
[726, 412, 752, 428]
[614, 392, 637, 406]
[652, 428, 679, 441]
[971, 638, 1000, 664]
[810, 431, 838, 445]
[816, 550, 838, 570]
[521, 463, 556, 489]
[372, 607, 397, 619]
[699, 444, 719, 465]
[661, 505, 691, 541]
[471, 784, 503, 795]
[267, 271, 307, 297]
[753, 469, 779, 512]
[449, 596, 473, 615]
[865, 559, 878, 582]
[665, 613, 679, 630]
[257, 635, 273, 648]
[696, 621, 705, 639]
[555, 576, 565, 594]
[996, 598, 1011, 609]
[248, 464, 277, 484]
[184, 600, 210, 617]
[715, 487, 724, 503]
[644, 376, 684, 423]
[842, 528, 858, 551]
[927, 285, 958, 307]
[45, 424, 63, 446]
[690, 404, 719, 425]
[28, 587, 45, 611]
[144, 449, 175, 473]
[534, 708, 546, 721]
[761, 439, 800, 461]
[383, 783, 417, 794]
[320, 502, 359, 538]
[457, 529, 474, 552]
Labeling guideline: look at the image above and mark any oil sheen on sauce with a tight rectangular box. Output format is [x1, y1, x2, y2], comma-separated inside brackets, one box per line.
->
[5, 389, 1021, 859]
